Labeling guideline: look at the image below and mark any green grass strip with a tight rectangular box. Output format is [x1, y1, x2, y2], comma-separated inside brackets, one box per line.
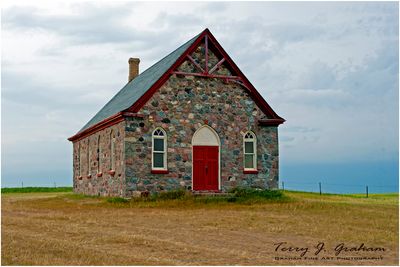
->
[1, 187, 73, 194]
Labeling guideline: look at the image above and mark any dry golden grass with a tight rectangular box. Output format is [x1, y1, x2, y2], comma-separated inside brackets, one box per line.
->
[1, 191, 398, 265]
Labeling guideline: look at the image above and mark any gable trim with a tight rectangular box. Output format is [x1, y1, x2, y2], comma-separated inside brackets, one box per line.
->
[127, 29, 285, 124]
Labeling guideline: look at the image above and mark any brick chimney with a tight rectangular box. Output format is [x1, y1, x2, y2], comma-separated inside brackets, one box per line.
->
[128, 57, 140, 82]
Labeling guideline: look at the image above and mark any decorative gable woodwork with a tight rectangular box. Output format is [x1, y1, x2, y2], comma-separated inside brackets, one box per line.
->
[173, 35, 237, 80]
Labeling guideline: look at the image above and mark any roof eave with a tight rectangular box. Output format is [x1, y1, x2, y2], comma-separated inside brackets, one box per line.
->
[68, 112, 144, 142]
[258, 118, 286, 126]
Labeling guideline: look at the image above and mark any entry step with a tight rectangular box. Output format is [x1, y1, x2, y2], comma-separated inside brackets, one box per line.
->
[191, 190, 233, 197]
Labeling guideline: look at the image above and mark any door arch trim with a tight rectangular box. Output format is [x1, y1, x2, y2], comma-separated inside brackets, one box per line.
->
[191, 125, 220, 146]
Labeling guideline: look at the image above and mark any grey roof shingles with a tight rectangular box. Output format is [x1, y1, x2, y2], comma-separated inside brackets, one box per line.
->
[78, 33, 200, 133]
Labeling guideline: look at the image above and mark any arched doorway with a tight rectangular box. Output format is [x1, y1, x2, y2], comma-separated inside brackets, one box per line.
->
[192, 125, 220, 191]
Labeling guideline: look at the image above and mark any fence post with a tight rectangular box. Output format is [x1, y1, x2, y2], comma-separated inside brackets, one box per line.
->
[366, 185, 368, 198]
[282, 181, 285, 191]
[319, 182, 322, 195]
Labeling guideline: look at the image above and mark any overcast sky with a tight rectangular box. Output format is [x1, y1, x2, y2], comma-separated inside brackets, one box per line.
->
[1, 1, 398, 188]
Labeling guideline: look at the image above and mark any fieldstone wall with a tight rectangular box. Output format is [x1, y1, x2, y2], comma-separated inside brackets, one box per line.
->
[73, 121, 126, 196]
[124, 71, 279, 195]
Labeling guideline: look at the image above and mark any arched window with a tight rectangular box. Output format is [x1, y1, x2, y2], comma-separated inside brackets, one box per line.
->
[152, 128, 167, 170]
[243, 131, 257, 170]
[87, 139, 91, 175]
[110, 130, 116, 170]
[97, 135, 101, 173]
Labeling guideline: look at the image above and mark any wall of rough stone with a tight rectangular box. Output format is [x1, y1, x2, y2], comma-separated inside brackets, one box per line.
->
[72, 121, 126, 196]
[124, 69, 279, 194]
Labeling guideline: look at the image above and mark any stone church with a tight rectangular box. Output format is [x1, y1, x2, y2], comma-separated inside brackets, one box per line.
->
[68, 28, 285, 197]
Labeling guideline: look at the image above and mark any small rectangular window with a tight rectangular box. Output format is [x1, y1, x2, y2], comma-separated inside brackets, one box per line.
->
[87, 140, 91, 175]
[78, 143, 81, 176]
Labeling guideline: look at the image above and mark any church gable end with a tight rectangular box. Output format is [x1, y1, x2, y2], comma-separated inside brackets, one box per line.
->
[124, 42, 281, 193]
[126, 29, 284, 125]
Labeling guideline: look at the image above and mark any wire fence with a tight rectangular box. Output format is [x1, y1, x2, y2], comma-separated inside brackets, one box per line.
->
[280, 181, 398, 197]
[9, 181, 71, 189]
[4, 180, 398, 198]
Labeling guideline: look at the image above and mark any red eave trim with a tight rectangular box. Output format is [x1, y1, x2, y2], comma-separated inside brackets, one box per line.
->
[258, 119, 285, 126]
[68, 112, 143, 142]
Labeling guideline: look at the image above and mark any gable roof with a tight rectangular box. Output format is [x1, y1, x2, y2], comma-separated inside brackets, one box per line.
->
[79, 33, 200, 133]
[69, 28, 285, 142]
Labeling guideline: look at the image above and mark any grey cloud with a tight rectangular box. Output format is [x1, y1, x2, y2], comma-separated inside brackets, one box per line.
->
[284, 126, 320, 133]
[266, 23, 325, 44]
[283, 89, 351, 108]
[336, 42, 398, 104]
[198, 2, 229, 13]
[1, 68, 97, 109]
[3, 4, 152, 45]
[280, 136, 295, 142]
[150, 12, 203, 28]
[297, 61, 338, 91]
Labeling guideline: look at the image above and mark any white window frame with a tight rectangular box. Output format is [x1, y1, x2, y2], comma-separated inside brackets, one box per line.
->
[243, 131, 257, 170]
[97, 135, 101, 173]
[110, 131, 116, 170]
[87, 139, 91, 175]
[152, 128, 167, 170]
[78, 142, 81, 176]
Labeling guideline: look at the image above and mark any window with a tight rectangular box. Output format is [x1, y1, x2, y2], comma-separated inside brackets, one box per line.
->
[97, 135, 101, 173]
[87, 139, 91, 175]
[243, 131, 257, 170]
[78, 142, 81, 176]
[110, 131, 116, 170]
[152, 128, 167, 170]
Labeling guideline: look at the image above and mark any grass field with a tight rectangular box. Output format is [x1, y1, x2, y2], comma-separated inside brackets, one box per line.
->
[1, 190, 398, 265]
[1, 187, 72, 194]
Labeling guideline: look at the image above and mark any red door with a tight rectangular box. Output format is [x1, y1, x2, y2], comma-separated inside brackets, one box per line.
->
[193, 146, 219, 191]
